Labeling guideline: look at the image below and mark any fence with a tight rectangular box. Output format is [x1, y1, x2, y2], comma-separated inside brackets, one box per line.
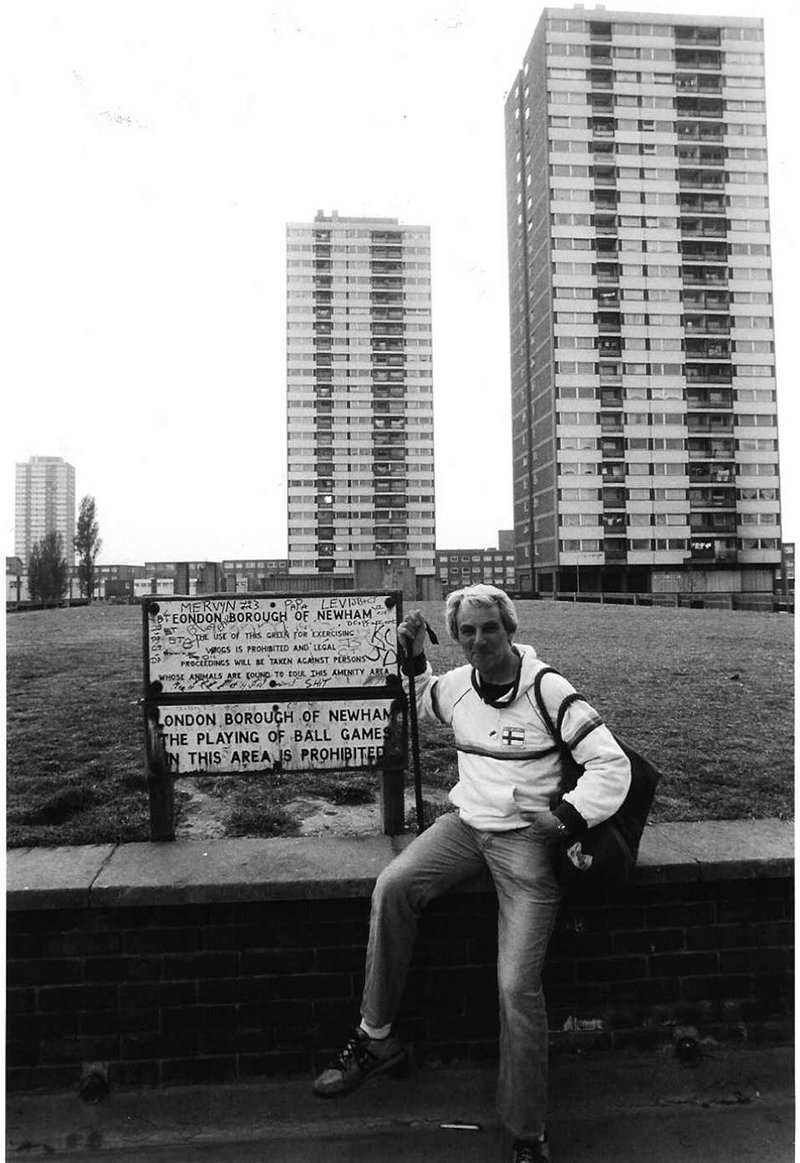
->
[549, 592, 793, 613]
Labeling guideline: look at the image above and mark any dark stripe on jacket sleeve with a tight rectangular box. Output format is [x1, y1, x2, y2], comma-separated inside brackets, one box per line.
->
[564, 715, 604, 751]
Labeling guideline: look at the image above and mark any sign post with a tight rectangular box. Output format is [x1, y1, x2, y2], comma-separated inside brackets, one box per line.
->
[142, 591, 407, 839]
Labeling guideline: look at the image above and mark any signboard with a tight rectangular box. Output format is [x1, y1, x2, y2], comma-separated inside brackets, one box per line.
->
[146, 593, 398, 694]
[155, 697, 404, 774]
[142, 590, 408, 838]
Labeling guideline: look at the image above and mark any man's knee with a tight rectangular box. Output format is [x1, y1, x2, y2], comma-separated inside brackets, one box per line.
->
[497, 969, 545, 1013]
[371, 859, 416, 915]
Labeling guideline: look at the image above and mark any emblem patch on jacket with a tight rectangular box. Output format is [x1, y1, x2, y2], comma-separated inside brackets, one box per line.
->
[501, 726, 526, 747]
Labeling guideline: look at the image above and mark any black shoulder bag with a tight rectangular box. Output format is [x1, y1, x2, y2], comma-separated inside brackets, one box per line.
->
[533, 666, 661, 886]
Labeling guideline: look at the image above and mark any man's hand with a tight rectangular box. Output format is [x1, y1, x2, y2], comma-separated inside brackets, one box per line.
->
[397, 609, 430, 659]
[520, 810, 566, 839]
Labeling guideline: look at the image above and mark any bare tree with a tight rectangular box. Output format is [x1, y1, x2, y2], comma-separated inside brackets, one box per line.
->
[74, 495, 103, 602]
[28, 531, 69, 606]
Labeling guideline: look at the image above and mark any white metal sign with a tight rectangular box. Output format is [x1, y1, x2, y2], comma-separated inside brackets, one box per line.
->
[146, 593, 398, 694]
[157, 698, 402, 773]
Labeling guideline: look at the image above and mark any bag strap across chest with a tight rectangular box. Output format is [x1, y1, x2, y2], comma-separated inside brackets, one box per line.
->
[531, 665, 590, 795]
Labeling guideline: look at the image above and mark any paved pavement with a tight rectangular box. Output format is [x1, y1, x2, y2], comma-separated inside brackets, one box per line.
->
[6, 1045, 794, 1162]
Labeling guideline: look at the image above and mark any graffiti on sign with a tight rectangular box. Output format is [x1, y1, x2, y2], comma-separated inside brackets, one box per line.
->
[146, 594, 398, 694]
[156, 699, 404, 773]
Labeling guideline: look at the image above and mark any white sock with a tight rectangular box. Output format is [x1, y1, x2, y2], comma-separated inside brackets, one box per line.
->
[359, 1018, 392, 1040]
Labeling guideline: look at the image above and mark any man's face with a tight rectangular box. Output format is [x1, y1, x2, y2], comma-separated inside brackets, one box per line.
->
[455, 601, 516, 679]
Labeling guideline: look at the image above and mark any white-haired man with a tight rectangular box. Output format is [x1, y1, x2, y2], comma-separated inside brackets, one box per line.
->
[313, 585, 631, 1162]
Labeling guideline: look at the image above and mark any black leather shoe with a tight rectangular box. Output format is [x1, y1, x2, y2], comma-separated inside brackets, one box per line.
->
[312, 1028, 407, 1097]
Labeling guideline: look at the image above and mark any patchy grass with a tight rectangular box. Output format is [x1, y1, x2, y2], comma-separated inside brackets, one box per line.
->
[413, 600, 794, 824]
[6, 600, 793, 847]
[7, 605, 150, 847]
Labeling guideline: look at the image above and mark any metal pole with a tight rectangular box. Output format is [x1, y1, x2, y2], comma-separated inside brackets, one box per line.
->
[406, 663, 426, 834]
[402, 618, 438, 835]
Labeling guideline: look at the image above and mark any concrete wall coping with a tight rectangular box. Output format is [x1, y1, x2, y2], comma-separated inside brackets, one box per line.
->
[6, 820, 793, 911]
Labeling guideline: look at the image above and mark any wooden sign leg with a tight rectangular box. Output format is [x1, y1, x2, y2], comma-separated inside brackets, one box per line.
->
[146, 716, 176, 841]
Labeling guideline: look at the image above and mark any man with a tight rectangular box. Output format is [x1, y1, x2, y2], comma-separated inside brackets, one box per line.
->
[312, 584, 631, 1162]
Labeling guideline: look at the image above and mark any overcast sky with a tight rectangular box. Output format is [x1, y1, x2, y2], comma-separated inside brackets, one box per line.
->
[4, 0, 797, 564]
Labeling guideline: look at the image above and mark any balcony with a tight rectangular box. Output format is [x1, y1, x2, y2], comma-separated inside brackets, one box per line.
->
[590, 48, 612, 66]
[596, 265, 620, 286]
[687, 418, 734, 435]
[690, 516, 737, 534]
[677, 123, 724, 141]
[689, 488, 736, 508]
[370, 292, 405, 306]
[685, 365, 732, 384]
[677, 147, 725, 167]
[594, 194, 619, 212]
[589, 21, 612, 40]
[375, 543, 408, 556]
[688, 463, 734, 483]
[682, 289, 730, 311]
[681, 246, 728, 264]
[687, 389, 733, 409]
[682, 267, 729, 287]
[678, 171, 725, 191]
[593, 169, 617, 188]
[676, 97, 724, 120]
[679, 194, 725, 214]
[676, 75, 722, 95]
[595, 217, 618, 237]
[683, 316, 730, 334]
[597, 289, 620, 307]
[675, 27, 721, 47]
[675, 47, 722, 69]
[604, 539, 628, 560]
[685, 340, 730, 358]
[589, 70, 614, 91]
[598, 315, 622, 334]
[680, 220, 727, 238]
[688, 445, 734, 462]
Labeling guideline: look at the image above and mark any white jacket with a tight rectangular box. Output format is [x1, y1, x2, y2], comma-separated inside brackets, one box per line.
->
[410, 644, 631, 833]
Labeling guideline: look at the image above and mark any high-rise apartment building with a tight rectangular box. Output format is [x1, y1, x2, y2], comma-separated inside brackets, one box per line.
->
[286, 211, 436, 578]
[15, 456, 76, 566]
[506, 8, 781, 595]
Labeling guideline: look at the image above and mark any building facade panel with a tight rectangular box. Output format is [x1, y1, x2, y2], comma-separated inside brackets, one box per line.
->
[14, 456, 76, 567]
[506, 8, 782, 594]
[285, 212, 435, 578]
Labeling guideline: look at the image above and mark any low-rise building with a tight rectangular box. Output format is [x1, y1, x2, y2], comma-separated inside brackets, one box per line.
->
[436, 532, 517, 592]
[220, 559, 289, 593]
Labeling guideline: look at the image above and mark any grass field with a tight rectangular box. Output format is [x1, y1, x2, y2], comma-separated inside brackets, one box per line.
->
[6, 600, 794, 847]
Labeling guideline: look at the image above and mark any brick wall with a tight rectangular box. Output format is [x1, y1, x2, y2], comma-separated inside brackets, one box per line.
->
[6, 840, 793, 1093]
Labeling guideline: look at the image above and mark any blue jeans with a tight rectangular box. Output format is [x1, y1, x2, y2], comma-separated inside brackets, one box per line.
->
[361, 811, 562, 1139]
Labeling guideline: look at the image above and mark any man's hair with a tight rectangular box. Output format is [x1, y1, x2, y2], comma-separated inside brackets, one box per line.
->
[445, 584, 519, 641]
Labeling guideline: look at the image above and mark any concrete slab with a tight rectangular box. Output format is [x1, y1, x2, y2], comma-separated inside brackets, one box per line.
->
[89, 836, 396, 906]
[6, 845, 117, 910]
[636, 826, 706, 883]
[645, 820, 793, 881]
[5, 822, 794, 911]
